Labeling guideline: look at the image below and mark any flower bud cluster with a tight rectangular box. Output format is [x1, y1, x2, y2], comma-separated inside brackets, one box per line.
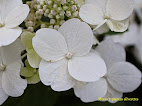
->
[25, 0, 80, 31]
[24, 0, 39, 32]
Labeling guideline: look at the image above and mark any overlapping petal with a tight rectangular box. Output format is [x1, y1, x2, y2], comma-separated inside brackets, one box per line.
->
[68, 52, 106, 82]
[59, 18, 94, 56]
[0, 0, 22, 21]
[33, 28, 68, 62]
[96, 39, 126, 68]
[85, 0, 107, 12]
[5, 4, 29, 28]
[107, 62, 142, 92]
[104, 83, 123, 103]
[39, 59, 76, 91]
[2, 62, 27, 97]
[106, 0, 134, 20]
[106, 19, 129, 32]
[0, 72, 8, 105]
[79, 4, 104, 25]
[0, 38, 24, 65]
[0, 27, 22, 47]
[74, 78, 107, 102]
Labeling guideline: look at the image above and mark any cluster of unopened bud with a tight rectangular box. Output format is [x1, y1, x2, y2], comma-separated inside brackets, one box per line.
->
[25, 0, 80, 31]
[24, 0, 39, 32]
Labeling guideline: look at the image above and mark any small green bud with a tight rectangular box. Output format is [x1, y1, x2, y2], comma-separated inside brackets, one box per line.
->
[48, 14, 53, 18]
[49, 25, 53, 29]
[50, 19, 56, 24]
[58, 7, 62, 11]
[56, 14, 60, 19]
[41, 24, 47, 28]
[54, 25, 60, 30]
[66, 11, 71, 17]
[63, 6, 68, 10]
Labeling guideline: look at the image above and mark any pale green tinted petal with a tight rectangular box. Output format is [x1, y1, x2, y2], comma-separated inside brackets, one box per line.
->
[21, 31, 35, 50]
[27, 71, 40, 84]
[21, 31, 41, 68]
[27, 49, 41, 68]
[20, 68, 34, 78]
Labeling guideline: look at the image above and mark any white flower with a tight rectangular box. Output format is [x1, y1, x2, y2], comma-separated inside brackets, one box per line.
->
[0, 0, 29, 47]
[79, 0, 134, 32]
[73, 40, 142, 103]
[0, 39, 27, 105]
[106, 23, 142, 64]
[135, 0, 142, 22]
[32, 18, 106, 91]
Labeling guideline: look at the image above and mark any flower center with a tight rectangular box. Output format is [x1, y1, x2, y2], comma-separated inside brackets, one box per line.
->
[0, 64, 6, 71]
[66, 52, 73, 59]
[104, 14, 110, 20]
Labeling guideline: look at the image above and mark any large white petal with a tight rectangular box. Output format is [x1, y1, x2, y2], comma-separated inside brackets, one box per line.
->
[106, 19, 129, 32]
[85, 0, 107, 13]
[5, 4, 29, 28]
[79, 4, 104, 25]
[39, 59, 76, 91]
[104, 83, 123, 103]
[0, 72, 8, 105]
[2, 62, 27, 97]
[33, 28, 68, 62]
[0, 27, 22, 47]
[107, 62, 142, 93]
[95, 39, 126, 68]
[58, 18, 94, 57]
[74, 78, 107, 102]
[68, 52, 106, 82]
[0, 0, 22, 22]
[0, 39, 24, 65]
[106, 0, 134, 20]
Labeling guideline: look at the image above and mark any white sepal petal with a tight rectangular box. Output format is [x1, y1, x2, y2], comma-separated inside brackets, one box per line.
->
[5, 4, 30, 28]
[106, 19, 129, 32]
[104, 83, 123, 103]
[59, 18, 94, 56]
[107, 62, 142, 93]
[2, 62, 27, 97]
[79, 4, 104, 25]
[96, 39, 126, 68]
[33, 28, 68, 62]
[39, 59, 76, 91]
[106, 0, 134, 20]
[68, 52, 106, 82]
[0, 27, 22, 47]
[74, 78, 107, 102]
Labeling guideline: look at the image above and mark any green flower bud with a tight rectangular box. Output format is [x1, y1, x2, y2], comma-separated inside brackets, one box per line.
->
[50, 19, 56, 24]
